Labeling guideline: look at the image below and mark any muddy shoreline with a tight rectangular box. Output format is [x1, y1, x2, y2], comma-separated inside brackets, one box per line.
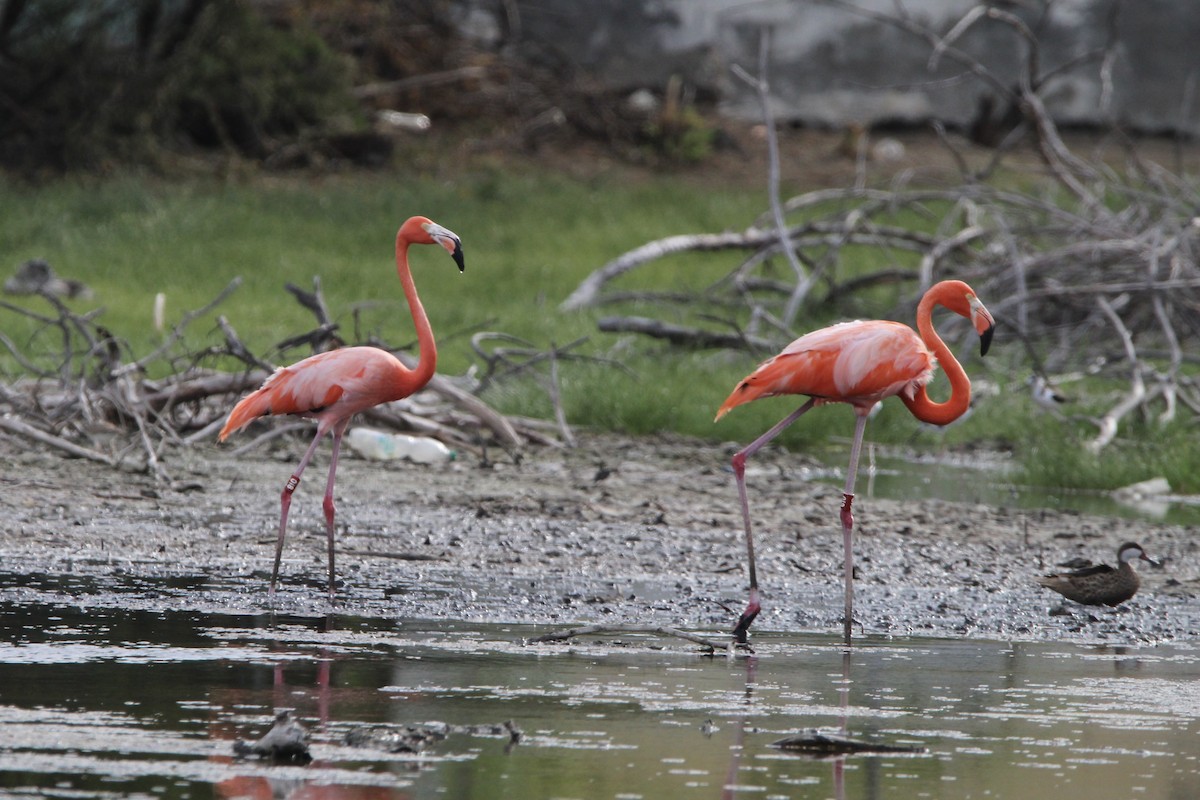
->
[2, 432, 1196, 645]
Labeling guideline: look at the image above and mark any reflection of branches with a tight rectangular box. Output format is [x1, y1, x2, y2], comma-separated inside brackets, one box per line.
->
[525, 623, 728, 653]
[563, 1, 1200, 450]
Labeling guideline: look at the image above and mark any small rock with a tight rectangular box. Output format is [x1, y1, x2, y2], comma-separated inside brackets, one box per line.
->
[233, 710, 312, 764]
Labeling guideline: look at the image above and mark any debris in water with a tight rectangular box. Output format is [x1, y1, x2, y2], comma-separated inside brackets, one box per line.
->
[233, 710, 312, 764]
[771, 731, 926, 756]
[345, 724, 447, 753]
[525, 623, 727, 652]
[345, 720, 523, 754]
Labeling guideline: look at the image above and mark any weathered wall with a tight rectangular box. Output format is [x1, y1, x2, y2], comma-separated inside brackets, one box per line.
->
[460, 0, 1200, 135]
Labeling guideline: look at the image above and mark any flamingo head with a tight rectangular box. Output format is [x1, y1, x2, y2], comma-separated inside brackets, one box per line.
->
[935, 281, 995, 356]
[969, 293, 995, 356]
[400, 216, 465, 272]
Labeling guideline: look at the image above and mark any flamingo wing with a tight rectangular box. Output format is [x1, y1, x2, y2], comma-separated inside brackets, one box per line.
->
[219, 347, 405, 440]
[717, 320, 935, 418]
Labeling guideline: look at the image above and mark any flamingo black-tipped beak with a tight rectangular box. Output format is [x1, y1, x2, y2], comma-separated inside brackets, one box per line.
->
[425, 221, 465, 272]
[969, 295, 995, 357]
[979, 322, 994, 357]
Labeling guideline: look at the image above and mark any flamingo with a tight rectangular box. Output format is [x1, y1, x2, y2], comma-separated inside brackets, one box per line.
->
[715, 279, 995, 645]
[219, 216, 465, 599]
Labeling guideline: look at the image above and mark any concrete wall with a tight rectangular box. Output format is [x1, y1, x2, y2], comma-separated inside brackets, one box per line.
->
[461, 0, 1200, 135]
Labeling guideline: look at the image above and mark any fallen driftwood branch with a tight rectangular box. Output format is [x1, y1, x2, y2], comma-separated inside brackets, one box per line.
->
[547, 343, 576, 448]
[1087, 295, 1158, 453]
[224, 422, 312, 457]
[351, 65, 489, 99]
[143, 370, 267, 412]
[217, 316, 275, 373]
[524, 624, 728, 652]
[598, 316, 773, 351]
[0, 414, 115, 464]
[560, 229, 782, 312]
[393, 351, 522, 451]
[732, 27, 814, 325]
[469, 333, 624, 390]
[284, 277, 332, 326]
[561, 222, 940, 313]
[112, 277, 243, 378]
[0, 275, 568, 475]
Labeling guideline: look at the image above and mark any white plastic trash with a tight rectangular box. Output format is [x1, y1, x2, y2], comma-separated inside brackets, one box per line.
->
[346, 427, 455, 463]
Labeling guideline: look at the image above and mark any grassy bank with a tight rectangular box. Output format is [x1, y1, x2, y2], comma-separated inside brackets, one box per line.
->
[2, 165, 1195, 493]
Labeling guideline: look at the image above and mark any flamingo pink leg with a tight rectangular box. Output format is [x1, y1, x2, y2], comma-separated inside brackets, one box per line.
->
[730, 398, 816, 643]
[731, 400, 873, 646]
[320, 420, 352, 599]
[272, 427, 327, 599]
[839, 412, 871, 646]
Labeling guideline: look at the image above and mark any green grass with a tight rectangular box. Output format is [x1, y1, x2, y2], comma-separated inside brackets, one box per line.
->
[0, 168, 771, 440]
[2, 168, 761, 364]
[1, 166, 1194, 494]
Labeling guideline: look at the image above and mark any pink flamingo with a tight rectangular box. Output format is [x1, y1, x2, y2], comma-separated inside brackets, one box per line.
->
[715, 279, 995, 645]
[219, 216, 464, 599]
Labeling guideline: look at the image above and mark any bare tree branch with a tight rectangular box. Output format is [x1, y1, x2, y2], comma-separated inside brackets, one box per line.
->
[731, 26, 814, 325]
[0, 414, 114, 464]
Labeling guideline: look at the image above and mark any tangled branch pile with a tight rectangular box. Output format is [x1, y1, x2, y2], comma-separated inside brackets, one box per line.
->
[0, 276, 546, 485]
[563, 3, 1200, 452]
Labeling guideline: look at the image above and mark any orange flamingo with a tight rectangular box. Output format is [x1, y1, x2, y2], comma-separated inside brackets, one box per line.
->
[219, 216, 464, 599]
[715, 280, 995, 645]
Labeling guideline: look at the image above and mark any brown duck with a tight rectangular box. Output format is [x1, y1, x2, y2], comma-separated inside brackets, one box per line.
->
[1038, 542, 1158, 606]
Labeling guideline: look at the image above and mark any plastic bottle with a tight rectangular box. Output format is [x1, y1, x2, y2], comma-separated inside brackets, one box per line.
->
[346, 427, 455, 464]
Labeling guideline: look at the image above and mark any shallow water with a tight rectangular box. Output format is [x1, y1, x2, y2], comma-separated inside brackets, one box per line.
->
[1, 595, 1198, 800]
[824, 446, 1200, 527]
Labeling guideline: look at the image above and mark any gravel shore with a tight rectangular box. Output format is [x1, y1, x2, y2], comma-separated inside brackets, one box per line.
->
[2, 432, 1196, 645]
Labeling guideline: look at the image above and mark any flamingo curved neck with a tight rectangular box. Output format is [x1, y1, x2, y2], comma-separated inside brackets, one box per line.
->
[900, 290, 971, 426]
[395, 239, 437, 393]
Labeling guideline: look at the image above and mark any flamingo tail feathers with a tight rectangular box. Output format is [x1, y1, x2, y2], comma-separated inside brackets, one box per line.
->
[219, 388, 275, 441]
[715, 372, 778, 421]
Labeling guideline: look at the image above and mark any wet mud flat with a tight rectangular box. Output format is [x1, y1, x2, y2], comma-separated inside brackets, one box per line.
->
[1, 431, 1197, 641]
